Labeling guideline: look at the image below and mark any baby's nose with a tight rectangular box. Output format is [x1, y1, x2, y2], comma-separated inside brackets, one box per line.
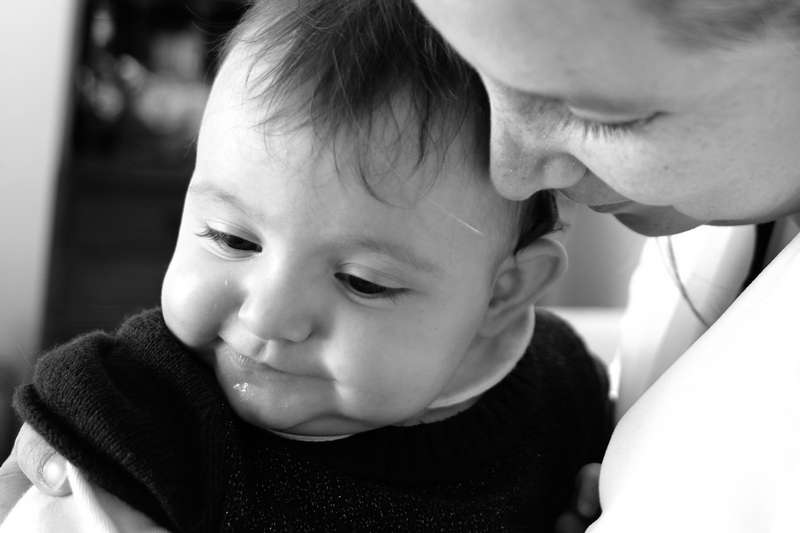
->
[238, 269, 314, 344]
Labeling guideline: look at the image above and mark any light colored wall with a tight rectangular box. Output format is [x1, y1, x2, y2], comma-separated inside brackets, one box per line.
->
[0, 0, 78, 376]
[542, 205, 645, 373]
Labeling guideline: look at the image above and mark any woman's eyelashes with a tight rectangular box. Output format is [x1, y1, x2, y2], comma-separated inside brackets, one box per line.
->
[567, 112, 660, 139]
[198, 226, 262, 253]
[334, 273, 407, 302]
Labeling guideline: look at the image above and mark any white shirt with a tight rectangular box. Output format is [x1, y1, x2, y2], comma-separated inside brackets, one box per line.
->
[591, 217, 800, 532]
[0, 462, 166, 533]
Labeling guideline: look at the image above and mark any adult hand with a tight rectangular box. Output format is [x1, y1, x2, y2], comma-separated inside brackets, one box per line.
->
[554, 463, 602, 533]
[0, 423, 71, 521]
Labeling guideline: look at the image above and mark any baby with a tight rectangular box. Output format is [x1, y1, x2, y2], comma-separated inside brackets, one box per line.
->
[4, 0, 610, 531]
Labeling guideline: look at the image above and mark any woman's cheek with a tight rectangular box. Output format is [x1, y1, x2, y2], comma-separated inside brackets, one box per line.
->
[580, 153, 657, 205]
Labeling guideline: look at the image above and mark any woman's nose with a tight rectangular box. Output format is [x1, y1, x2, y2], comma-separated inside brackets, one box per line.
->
[487, 92, 587, 201]
[238, 266, 315, 343]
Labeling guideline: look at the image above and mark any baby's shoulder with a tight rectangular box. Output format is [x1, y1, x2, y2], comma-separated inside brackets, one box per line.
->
[518, 308, 612, 456]
[529, 308, 595, 366]
[526, 308, 609, 392]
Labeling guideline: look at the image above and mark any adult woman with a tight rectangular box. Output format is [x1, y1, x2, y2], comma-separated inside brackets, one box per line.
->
[4, 0, 800, 531]
[410, 1, 800, 531]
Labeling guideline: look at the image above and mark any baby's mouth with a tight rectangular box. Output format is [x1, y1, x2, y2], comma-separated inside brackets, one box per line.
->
[220, 342, 333, 381]
[225, 347, 296, 377]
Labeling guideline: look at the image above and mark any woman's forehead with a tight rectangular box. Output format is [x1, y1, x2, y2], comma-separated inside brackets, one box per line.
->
[414, 0, 769, 113]
[417, 1, 693, 88]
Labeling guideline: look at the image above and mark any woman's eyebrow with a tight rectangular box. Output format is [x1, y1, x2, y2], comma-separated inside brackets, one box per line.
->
[565, 94, 651, 114]
[490, 77, 649, 114]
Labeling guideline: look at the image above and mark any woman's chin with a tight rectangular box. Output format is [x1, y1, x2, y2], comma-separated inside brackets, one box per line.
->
[614, 206, 703, 237]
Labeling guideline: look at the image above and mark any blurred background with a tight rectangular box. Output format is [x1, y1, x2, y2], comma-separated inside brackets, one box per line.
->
[0, 0, 645, 460]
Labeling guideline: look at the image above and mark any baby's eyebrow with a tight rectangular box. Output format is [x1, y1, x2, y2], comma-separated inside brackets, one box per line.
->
[188, 183, 259, 220]
[349, 237, 444, 276]
[187, 182, 443, 275]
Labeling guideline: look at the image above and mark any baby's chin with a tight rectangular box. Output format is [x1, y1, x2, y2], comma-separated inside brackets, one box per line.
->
[232, 404, 376, 437]
[221, 386, 399, 437]
[217, 380, 354, 437]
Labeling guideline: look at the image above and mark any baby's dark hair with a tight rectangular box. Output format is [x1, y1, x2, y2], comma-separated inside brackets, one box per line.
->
[222, 0, 560, 254]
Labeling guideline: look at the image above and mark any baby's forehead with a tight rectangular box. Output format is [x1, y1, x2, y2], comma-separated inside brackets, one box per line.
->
[213, 51, 470, 181]
[204, 48, 519, 253]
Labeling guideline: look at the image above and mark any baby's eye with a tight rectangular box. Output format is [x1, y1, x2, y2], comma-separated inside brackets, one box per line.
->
[198, 227, 262, 253]
[334, 273, 406, 301]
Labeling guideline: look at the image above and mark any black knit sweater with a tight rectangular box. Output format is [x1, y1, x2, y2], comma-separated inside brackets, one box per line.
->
[15, 308, 610, 532]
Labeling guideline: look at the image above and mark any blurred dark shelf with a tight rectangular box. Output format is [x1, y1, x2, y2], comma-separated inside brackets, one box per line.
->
[42, 157, 190, 349]
[42, 0, 244, 350]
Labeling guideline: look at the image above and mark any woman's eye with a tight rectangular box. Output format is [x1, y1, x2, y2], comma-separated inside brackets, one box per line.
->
[569, 112, 660, 139]
[198, 227, 262, 253]
[335, 273, 406, 301]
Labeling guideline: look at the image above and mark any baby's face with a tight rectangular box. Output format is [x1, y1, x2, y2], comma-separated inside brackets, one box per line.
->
[161, 56, 516, 436]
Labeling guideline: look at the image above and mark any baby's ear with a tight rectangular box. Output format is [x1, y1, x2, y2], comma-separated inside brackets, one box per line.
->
[479, 237, 567, 337]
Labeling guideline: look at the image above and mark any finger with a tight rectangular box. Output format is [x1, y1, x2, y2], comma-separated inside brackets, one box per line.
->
[575, 463, 602, 518]
[15, 423, 71, 497]
[0, 449, 33, 522]
[555, 512, 592, 533]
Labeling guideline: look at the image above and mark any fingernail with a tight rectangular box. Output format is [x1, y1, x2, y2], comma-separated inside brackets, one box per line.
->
[43, 458, 68, 491]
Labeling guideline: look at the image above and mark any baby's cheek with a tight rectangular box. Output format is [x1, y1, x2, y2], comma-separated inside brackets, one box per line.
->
[161, 261, 231, 347]
[338, 340, 440, 421]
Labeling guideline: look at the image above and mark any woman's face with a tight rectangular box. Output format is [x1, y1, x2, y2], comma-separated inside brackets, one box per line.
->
[414, 0, 800, 236]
